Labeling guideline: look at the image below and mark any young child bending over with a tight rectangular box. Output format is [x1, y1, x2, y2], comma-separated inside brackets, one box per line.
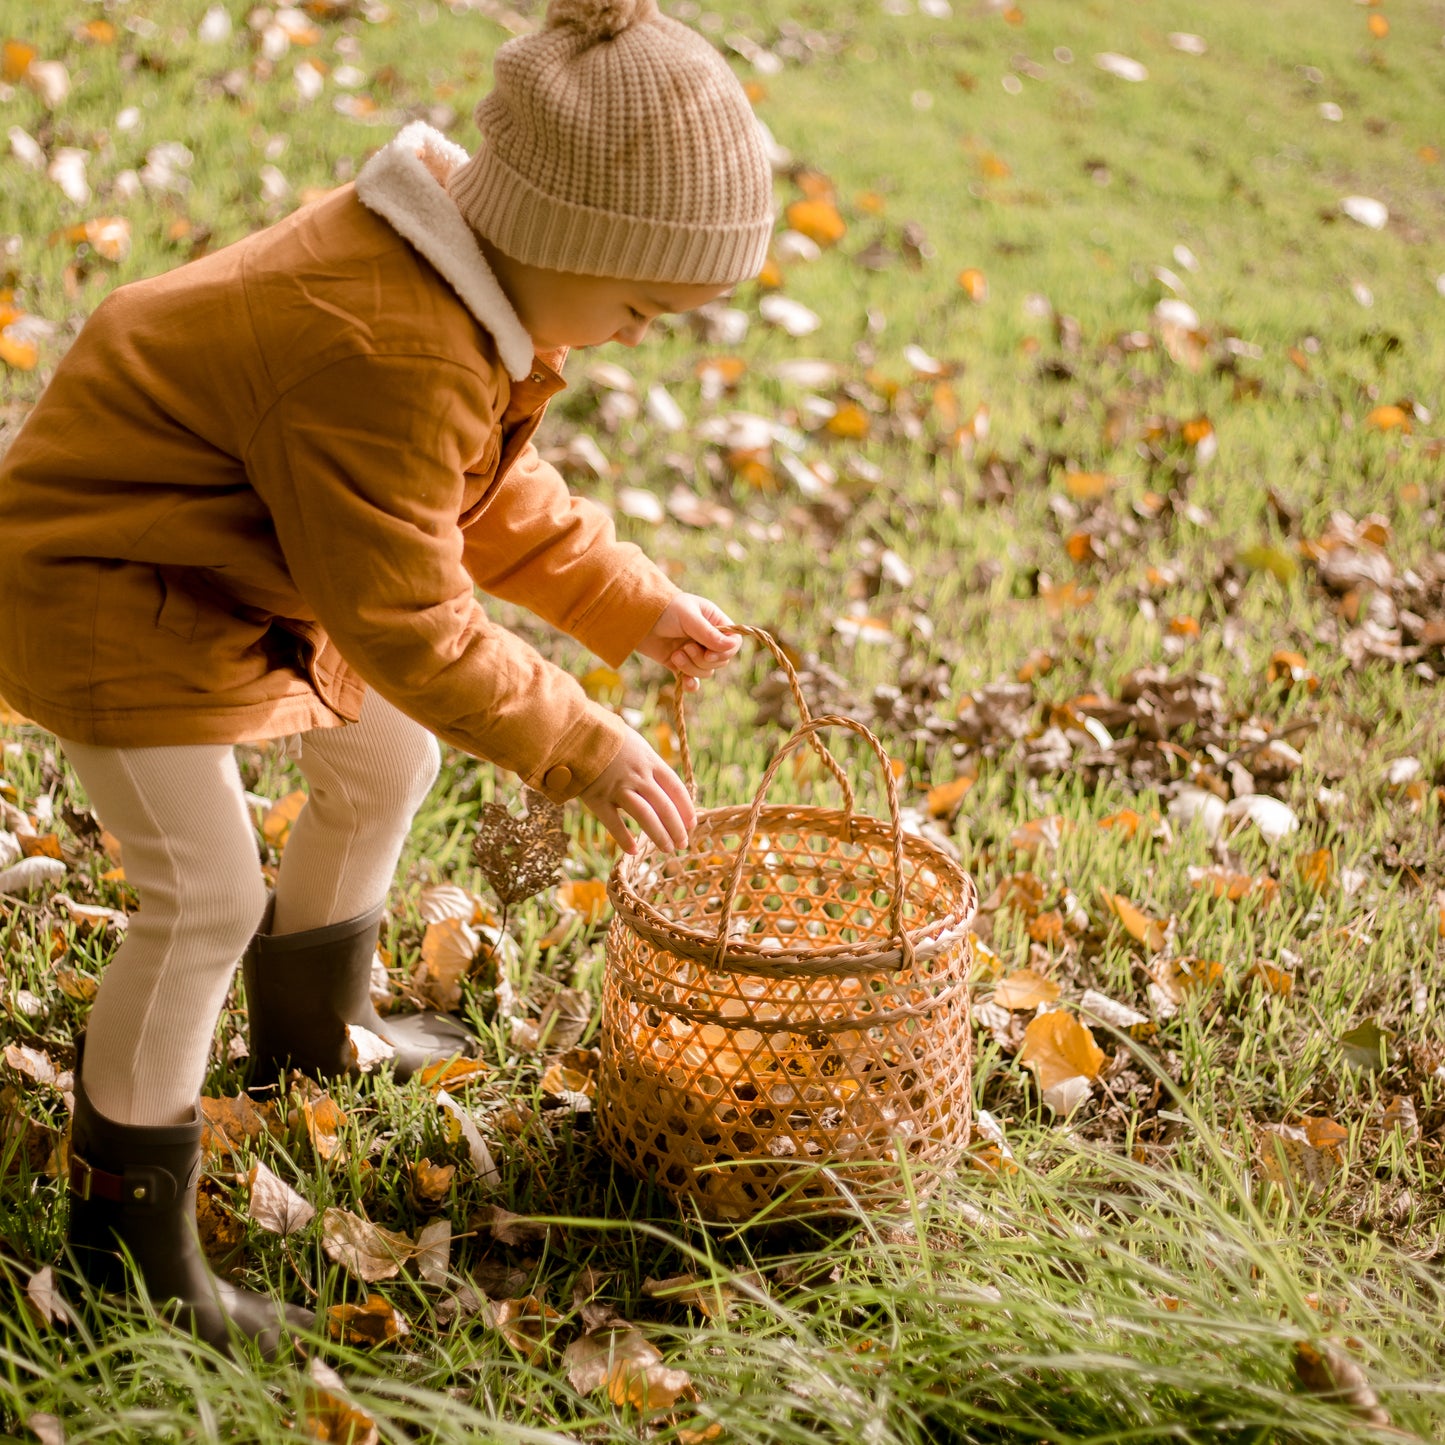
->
[0, 0, 772, 1355]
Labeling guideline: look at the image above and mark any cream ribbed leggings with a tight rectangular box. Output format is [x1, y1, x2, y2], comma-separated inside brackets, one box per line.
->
[59, 691, 440, 1127]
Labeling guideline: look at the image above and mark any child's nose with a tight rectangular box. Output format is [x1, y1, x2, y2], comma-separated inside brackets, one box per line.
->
[614, 320, 651, 347]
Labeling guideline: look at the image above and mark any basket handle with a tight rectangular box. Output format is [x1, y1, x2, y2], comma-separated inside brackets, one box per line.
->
[709, 714, 915, 972]
[673, 624, 853, 810]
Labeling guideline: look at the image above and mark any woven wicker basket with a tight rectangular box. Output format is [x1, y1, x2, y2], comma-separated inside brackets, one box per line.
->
[597, 628, 977, 1222]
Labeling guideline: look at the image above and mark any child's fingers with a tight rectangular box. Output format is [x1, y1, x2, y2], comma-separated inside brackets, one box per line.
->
[685, 605, 735, 654]
[621, 788, 688, 853]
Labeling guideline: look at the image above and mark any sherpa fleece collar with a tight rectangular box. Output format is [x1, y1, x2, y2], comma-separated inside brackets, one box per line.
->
[354, 121, 536, 382]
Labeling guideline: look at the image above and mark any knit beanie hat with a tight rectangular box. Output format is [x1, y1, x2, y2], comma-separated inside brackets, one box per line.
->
[447, 0, 774, 286]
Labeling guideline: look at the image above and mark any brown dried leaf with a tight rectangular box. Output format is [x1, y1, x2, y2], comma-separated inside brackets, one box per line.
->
[411, 916, 479, 1011]
[469, 1204, 553, 1248]
[562, 1326, 696, 1409]
[320, 1207, 414, 1283]
[199, 1093, 280, 1159]
[302, 1360, 380, 1445]
[470, 790, 566, 909]
[304, 1095, 347, 1162]
[489, 1295, 560, 1360]
[247, 1160, 315, 1235]
[410, 1156, 456, 1204]
[260, 789, 307, 852]
[555, 878, 610, 923]
[1293, 1341, 1391, 1426]
[326, 1293, 411, 1346]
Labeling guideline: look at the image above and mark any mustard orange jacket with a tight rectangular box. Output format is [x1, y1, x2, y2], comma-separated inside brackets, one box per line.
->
[0, 123, 676, 802]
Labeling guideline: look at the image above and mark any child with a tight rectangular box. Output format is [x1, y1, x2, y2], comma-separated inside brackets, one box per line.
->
[0, 0, 772, 1357]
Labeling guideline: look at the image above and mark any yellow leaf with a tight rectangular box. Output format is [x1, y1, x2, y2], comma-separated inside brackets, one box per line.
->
[825, 402, 871, 439]
[261, 789, 307, 851]
[785, 198, 847, 247]
[1367, 12, 1388, 37]
[327, 1293, 410, 1346]
[84, 216, 131, 262]
[1365, 404, 1411, 434]
[957, 267, 988, 302]
[1098, 808, 1145, 838]
[556, 878, 610, 923]
[925, 774, 974, 820]
[1295, 849, 1333, 894]
[581, 666, 623, 701]
[1247, 962, 1295, 996]
[1062, 470, 1116, 502]
[0, 331, 39, 371]
[1101, 890, 1166, 951]
[2, 39, 35, 81]
[304, 1095, 348, 1162]
[992, 968, 1060, 1011]
[1181, 415, 1214, 447]
[1017, 1012, 1106, 1090]
[1008, 816, 1068, 856]
[78, 18, 116, 44]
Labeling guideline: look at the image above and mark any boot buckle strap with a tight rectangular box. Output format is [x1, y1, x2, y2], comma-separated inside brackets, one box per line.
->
[69, 1154, 178, 1206]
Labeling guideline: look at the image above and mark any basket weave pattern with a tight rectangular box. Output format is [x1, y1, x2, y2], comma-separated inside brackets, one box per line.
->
[597, 632, 977, 1222]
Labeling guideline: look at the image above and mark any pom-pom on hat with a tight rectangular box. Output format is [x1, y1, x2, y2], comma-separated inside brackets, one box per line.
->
[446, 0, 774, 286]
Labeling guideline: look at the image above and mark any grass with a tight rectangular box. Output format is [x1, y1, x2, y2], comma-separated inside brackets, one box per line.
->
[2, 0, 1445, 1439]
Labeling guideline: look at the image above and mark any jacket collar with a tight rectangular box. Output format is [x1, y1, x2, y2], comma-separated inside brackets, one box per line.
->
[354, 121, 536, 383]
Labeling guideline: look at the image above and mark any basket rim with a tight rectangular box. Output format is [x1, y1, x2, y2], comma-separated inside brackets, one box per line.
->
[607, 801, 978, 974]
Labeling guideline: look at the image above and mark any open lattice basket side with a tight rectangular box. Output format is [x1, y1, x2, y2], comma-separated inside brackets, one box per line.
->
[597, 699, 979, 1222]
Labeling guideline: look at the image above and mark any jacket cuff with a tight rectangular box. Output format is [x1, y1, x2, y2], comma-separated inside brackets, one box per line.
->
[524, 701, 630, 803]
[566, 556, 678, 668]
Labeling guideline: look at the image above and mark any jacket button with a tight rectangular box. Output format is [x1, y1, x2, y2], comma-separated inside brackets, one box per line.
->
[543, 764, 572, 792]
[529, 371, 546, 383]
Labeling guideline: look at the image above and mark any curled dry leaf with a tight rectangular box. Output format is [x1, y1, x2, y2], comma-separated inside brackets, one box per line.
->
[924, 773, 974, 820]
[1293, 1340, 1390, 1427]
[303, 1095, 347, 1162]
[417, 1054, 488, 1091]
[326, 1293, 411, 1347]
[303, 1359, 380, 1445]
[418, 882, 490, 926]
[470, 1203, 553, 1248]
[199, 1093, 280, 1158]
[320, 1206, 415, 1283]
[54, 895, 128, 931]
[25, 1265, 72, 1327]
[410, 1156, 456, 1204]
[0, 855, 66, 897]
[1255, 1118, 1345, 1196]
[414, 1217, 451, 1285]
[489, 1295, 561, 1361]
[247, 1160, 315, 1235]
[346, 1024, 395, 1073]
[26, 1416, 64, 1445]
[412, 915, 480, 1012]
[563, 1326, 696, 1410]
[1101, 891, 1167, 952]
[436, 1089, 500, 1184]
[4, 1043, 65, 1089]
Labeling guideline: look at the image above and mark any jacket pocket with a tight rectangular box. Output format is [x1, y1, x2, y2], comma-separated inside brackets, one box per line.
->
[154, 567, 201, 642]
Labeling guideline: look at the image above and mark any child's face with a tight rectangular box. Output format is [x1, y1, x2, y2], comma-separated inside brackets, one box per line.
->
[480, 241, 729, 350]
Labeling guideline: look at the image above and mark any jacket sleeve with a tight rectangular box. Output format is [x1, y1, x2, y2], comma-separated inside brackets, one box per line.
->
[244, 353, 629, 802]
[460, 440, 677, 668]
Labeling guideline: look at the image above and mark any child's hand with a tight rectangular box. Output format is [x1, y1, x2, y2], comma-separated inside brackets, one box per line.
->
[637, 594, 740, 693]
[577, 729, 696, 855]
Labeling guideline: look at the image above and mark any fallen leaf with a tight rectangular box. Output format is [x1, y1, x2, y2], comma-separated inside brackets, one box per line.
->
[1295, 849, 1333, 893]
[327, 1293, 411, 1347]
[1340, 1018, 1389, 1072]
[302, 1359, 380, 1445]
[1246, 962, 1294, 996]
[1017, 1011, 1105, 1092]
[416, 1055, 488, 1091]
[556, 878, 610, 923]
[436, 1090, 500, 1183]
[248, 1160, 315, 1235]
[303, 1095, 347, 1162]
[1062, 470, 1116, 502]
[200, 1093, 279, 1158]
[410, 1157, 456, 1204]
[784, 197, 846, 247]
[1008, 815, 1068, 856]
[992, 968, 1060, 1011]
[24, 1265, 71, 1327]
[320, 1207, 414, 1283]
[414, 1217, 451, 1285]
[471, 791, 566, 909]
[261, 790, 307, 851]
[563, 1326, 696, 1409]
[489, 1296, 560, 1361]
[1293, 1340, 1390, 1427]
[957, 267, 988, 302]
[924, 774, 975, 819]
[1101, 891, 1166, 951]
[412, 916, 480, 1011]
